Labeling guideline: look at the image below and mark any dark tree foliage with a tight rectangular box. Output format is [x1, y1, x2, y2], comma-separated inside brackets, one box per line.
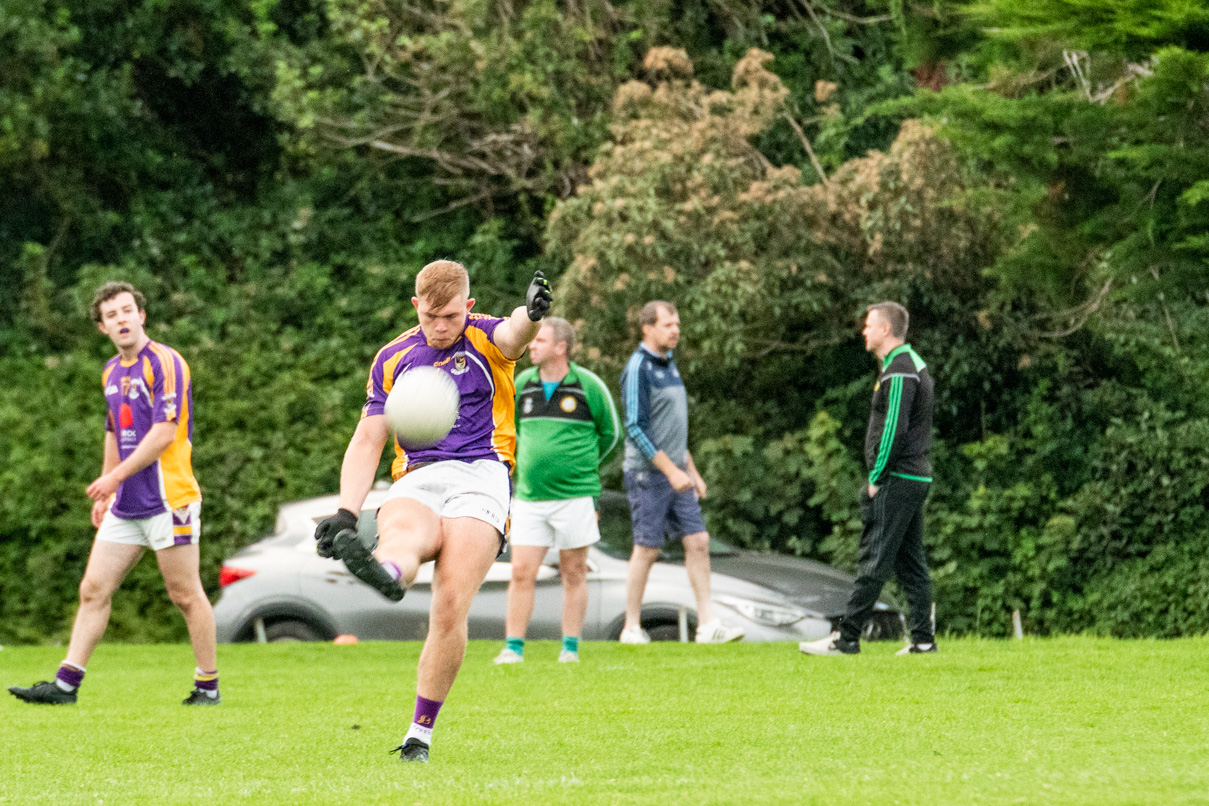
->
[2, 0, 1208, 642]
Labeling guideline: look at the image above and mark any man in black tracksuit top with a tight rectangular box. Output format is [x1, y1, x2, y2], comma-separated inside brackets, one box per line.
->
[801, 301, 937, 656]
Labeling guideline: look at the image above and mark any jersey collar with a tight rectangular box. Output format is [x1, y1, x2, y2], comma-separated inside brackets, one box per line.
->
[639, 343, 673, 365]
[535, 363, 579, 388]
[881, 343, 911, 370]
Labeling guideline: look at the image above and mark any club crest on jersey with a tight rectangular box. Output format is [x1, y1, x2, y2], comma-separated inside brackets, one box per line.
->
[522, 398, 534, 414]
[560, 396, 577, 413]
[452, 352, 468, 375]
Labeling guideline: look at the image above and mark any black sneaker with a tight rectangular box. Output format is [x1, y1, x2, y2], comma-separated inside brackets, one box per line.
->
[8, 681, 77, 705]
[391, 738, 430, 763]
[332, 529, 405, 602]
[182, 689, 222, 705]
[896, 641, 938, 655]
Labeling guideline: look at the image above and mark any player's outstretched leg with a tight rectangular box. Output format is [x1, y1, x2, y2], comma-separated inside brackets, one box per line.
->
[332, 529, 406, 601]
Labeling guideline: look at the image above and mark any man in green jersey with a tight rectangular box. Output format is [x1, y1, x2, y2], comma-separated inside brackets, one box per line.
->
[495, 317, 620, 664]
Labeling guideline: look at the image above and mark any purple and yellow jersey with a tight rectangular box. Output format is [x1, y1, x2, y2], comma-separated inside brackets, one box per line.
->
[101, 341, 201, 519]
[363, 314, 517, 479]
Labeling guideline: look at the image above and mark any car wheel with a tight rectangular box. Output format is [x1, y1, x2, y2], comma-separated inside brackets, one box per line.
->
[646, 624, 683, 642]
[264, 619, 324, 643]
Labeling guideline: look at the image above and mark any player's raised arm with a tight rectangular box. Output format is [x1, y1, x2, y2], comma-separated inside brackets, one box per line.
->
[494, 271, 552, 359]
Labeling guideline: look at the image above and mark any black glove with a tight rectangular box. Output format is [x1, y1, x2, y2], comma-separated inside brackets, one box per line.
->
[525, 270, 553, 321]
[315, 508, 358, 558]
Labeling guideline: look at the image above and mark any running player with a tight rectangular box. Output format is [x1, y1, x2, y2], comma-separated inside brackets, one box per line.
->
[314, 260, 551, 763]
[494, 317, 620, 665]
[8, 282, 218, 706]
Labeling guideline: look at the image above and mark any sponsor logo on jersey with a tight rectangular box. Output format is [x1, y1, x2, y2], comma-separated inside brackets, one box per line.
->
[119, 403, 134, 429]
[522, 398, 534, 414]
[560, 396, 577, 413]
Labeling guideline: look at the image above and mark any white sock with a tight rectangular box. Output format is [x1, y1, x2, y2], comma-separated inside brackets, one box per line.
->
[403, 722, 433, 746]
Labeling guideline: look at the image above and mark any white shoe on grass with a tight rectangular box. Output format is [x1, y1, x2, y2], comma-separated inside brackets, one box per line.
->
[619, 625, 650, 644]
[695, 620, 745, 643]
[799, 631, 859, 656]
[493, 647, 524, 664]
[895, 641, 937, 655]
[558, 649, 579, 663]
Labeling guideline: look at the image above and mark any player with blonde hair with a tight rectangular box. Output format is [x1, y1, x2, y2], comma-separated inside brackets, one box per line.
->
[314, 260, 551, 762]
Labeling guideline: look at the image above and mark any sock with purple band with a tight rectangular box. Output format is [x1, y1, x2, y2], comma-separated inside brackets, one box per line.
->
[194, 668, 219, 699]
[403, 695, 443, 746]
[55, 662, 85, 693]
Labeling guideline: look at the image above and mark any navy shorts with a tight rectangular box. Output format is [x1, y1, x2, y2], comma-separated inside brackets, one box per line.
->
[624, 470, 708, 548]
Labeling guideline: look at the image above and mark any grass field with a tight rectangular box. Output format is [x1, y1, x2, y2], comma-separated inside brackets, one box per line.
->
[2, 637, 1208, 805]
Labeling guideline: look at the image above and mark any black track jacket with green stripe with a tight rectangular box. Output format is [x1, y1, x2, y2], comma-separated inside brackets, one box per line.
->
[865, 344, 934, 486]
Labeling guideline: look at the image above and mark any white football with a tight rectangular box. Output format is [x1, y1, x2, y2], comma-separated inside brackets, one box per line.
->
[384, 366, 460, 449]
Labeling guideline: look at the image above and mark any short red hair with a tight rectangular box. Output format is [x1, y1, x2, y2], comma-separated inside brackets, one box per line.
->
[415, 260, 470, 308]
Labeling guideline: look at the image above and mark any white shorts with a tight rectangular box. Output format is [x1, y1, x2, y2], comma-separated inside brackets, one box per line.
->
[96, 502, 201, 552]
[385, 459, 511, 535]
[509, 496, 600, 550]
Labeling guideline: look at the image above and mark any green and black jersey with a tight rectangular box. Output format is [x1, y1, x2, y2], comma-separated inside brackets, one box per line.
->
[514, 362, 621, 502]
[865, 344, 934, 486]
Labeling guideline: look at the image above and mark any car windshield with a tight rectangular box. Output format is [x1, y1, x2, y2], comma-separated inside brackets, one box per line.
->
[596, 492, 739, 562]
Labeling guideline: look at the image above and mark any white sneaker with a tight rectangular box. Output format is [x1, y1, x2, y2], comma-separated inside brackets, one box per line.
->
[895, 641, 937, 655]
[493, 647, 524, 664]
[618, 625, 650, 644]
[558, 649, 579, 663]
[799, 631, 859, 656]
[695, 620, 745, 643]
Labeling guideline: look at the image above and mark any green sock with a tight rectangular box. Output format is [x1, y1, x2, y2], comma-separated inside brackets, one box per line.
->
[505, 637, 524, 656]
[562, 636, 579, 654]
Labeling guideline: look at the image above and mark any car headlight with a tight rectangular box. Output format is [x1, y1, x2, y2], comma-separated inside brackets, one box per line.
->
[715, 596, 808, 627]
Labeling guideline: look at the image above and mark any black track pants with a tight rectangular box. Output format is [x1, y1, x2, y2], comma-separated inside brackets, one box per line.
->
[840, 477, 933, 644]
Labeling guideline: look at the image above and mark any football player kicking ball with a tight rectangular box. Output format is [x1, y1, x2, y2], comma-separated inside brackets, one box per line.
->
[314, 260, 551, 763]
[9, 282, 219, 706]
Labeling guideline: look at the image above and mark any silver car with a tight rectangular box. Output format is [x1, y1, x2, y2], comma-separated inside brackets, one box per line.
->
[213, 489, 903, 643]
